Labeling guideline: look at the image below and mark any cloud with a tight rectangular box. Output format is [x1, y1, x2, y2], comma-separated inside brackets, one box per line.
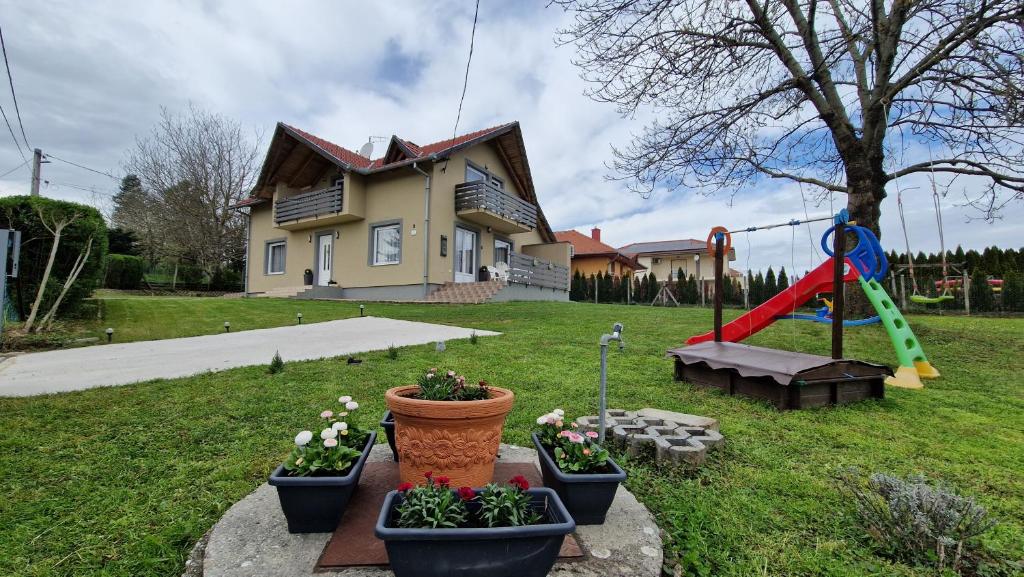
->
[0, 0, 1019, 274]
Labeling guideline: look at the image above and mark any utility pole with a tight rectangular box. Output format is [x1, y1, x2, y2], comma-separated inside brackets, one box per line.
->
[30, 148, 43, 196]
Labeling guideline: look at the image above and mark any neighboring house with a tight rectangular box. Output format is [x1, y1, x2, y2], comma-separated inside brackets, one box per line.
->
[232, 121, 570, 302]
[554, 227, 644, 278]
[619, 238, 742, 293]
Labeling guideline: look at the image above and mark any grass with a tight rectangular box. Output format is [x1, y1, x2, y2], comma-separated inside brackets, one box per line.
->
[0, 299, 1021, 577]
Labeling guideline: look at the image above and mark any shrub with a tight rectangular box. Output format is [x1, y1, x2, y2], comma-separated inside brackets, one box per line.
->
[469, 331, 478, 345]
[0, 196, 108, 320]
[835, 468, 997, 573]
[104, 254, 145, 289]
[268, 351, 284, 374]
[387, 344, 399, 360]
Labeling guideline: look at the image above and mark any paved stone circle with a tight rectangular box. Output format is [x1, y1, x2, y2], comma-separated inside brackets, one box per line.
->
[576, 408, 724, 466]
[187, 443, 662, 577]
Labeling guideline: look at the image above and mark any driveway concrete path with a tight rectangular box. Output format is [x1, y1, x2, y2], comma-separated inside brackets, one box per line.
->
[0, 317, 499, 397]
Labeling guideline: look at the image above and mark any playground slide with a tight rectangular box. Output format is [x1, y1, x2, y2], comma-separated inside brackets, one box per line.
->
[686, 258, 856, 345]
[857, 276, 938, 389]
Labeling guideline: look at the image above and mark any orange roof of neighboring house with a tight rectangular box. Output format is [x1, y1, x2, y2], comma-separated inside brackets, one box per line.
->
[555, 230, 645, 270]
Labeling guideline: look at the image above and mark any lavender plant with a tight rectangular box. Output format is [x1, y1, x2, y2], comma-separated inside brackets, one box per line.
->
[835, 468, 998, 573]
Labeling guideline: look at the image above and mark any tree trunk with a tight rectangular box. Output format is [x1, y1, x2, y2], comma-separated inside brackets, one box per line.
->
[843, 155, 888, 316]
[24, 225, 64, 332]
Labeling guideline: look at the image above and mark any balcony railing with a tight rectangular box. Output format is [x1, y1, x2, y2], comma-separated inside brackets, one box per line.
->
[274, 185, 343, 225]
[455, 181, 537, 232]
[508, 252, 569, 291]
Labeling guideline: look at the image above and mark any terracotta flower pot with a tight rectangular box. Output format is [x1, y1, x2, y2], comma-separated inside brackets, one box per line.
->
[385, 385, 514, 487]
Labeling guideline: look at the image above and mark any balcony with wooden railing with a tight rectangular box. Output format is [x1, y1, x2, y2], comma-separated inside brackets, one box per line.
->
[507, 252, 569, 291]
[274, 184, 361, 230]
[454, 181, 537, 234]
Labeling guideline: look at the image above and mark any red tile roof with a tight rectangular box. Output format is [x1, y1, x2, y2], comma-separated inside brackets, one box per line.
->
[281, 122, 515, 171]
[555, 230, 646, 270]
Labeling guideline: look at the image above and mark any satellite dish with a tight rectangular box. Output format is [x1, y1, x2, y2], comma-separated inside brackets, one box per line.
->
[358, 141, 374, 158]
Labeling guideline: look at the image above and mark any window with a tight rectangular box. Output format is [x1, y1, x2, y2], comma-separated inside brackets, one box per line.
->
[608, 261, 615, 275]
[372, 223, 401, 265]
[569, 245, 575, 258]
[466, 161, 504, 189]
[494, 239, 511, 265]
[466, 164, 488, 183]
[266, 241, 286, 275]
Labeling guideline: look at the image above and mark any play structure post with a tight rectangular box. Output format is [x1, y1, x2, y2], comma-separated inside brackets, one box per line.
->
[963, 272, 970, 316]
[830, 220, 846, 359]
[714, 233, 724, 342]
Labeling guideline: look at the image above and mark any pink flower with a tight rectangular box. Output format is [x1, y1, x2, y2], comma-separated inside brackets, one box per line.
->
[323, 438, 338, 448]
[583, 448, 591, 456]
[567, 432, 585, 444]
[320, 410, 333, 419]
[585, 431, 599, 439]
[559, 430, 573, 438]
[446, 370, 456, 378]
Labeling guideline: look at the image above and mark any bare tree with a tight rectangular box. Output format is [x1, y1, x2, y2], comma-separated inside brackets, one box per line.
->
[553, 0, 1024, 233]
[39, 236, 94, 331]
[122, 104, 262, 275]
[23, 207, 80, 333]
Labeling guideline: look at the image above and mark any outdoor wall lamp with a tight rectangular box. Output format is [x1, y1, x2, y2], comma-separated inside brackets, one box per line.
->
[359, 304, 365, 317]
[440, 235, 448, 257]
[224, 321, 231, 332]
[105, 327, 114, 343]
[297, 312, 303, 324]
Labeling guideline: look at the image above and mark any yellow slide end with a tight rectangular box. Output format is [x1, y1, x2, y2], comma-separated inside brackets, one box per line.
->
[914, 361, 940, 379]
[885, 366, 925, 390]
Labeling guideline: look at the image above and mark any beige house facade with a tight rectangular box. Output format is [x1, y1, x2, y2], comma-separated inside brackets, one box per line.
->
[235, 122, 570, 301]
[619, 239, 743, 292]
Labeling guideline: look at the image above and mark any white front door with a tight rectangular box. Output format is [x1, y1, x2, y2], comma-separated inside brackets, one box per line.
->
[454, 228, 477, 283]
[317, 233, 332, 286]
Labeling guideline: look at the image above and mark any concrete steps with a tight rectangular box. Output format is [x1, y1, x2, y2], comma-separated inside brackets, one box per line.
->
[255, 285, 311, 298]
[426, 280, 506, 304]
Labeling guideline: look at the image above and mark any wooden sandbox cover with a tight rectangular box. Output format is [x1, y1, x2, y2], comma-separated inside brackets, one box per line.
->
[667, 342, 892, 410]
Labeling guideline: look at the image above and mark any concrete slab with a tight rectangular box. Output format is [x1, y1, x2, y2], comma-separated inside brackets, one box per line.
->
[193, 444, 661, 577]
[0, 317, 499, 397]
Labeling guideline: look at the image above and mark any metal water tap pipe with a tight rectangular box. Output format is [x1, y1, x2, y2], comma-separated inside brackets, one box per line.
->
[598, 322, 624, 442]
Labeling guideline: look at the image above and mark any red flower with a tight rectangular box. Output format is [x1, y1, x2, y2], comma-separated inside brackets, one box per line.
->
[436, 475, 451, 486]
[423, 471, 433, 479]
[509, 475, 530, 491]
[457, 486, 475, 501]
[397, 482, 414, 492]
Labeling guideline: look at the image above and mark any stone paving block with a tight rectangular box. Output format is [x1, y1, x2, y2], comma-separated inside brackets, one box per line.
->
[576, 408, 724, 467]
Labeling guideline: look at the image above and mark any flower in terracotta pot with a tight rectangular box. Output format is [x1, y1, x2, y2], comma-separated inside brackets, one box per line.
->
[385, 368, 514, 487]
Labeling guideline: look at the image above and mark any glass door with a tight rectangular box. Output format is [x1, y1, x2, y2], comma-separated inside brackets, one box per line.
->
[454, 228, 477, 283]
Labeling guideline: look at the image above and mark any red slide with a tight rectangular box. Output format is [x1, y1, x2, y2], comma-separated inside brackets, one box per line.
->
[686, 257, 859, 345]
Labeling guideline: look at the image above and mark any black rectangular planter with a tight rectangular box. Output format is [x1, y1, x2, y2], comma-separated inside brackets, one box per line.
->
[532, 432, 625, 525]
[268, 430, 376, 533]
[380, 409, 398, 462]
[375, 487, 575, 577]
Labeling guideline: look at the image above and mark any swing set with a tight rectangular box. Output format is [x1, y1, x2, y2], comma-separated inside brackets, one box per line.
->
[893, 154, 958, 305]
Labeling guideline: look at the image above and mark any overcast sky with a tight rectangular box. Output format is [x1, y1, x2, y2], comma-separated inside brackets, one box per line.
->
[0, 0, 1019, 274]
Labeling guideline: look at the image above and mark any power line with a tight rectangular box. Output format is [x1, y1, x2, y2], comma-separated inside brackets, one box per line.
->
[45, 180, 117, 197]
[441, 0, 480, 173]
[0, 158, 27, 179]
[0, 99, 25, 162]
[46, 153, 121, 181]
[0, 23, 30, 150]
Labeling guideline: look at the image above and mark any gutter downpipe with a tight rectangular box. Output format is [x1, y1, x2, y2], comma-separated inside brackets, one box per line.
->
[411, 162, 431, 298]
[243, 207, 251, 297]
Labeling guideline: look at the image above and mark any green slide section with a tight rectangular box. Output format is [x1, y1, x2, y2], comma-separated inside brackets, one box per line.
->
[857, 276, 937, 387]
[858, 276, 927, 367]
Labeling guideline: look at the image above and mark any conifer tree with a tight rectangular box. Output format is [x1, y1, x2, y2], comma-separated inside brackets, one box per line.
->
[765, 267, 778, 299]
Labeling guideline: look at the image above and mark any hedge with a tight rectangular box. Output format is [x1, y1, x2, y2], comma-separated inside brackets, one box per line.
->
[0, 195, 108, 320]
[104, 254, 145, 290]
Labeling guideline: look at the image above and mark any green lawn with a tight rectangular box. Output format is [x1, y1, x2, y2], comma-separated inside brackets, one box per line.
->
[0, 299, 1021, 577]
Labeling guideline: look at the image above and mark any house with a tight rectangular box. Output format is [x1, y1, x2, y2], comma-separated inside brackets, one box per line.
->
[554, 227, 644, 279]
[618, 238, 742, 294]
[233, 121, 571, 302]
